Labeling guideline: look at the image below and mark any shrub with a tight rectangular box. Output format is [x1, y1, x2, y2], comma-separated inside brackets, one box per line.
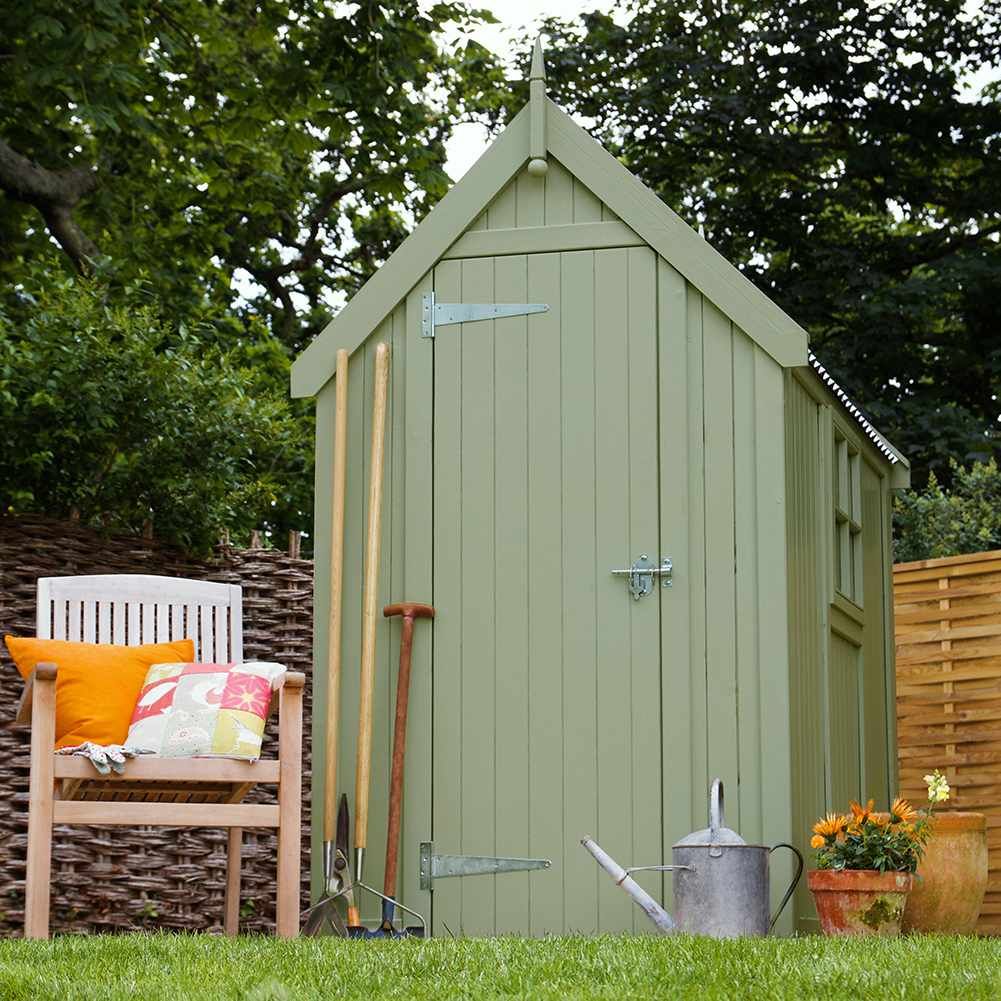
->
[893, 459, 1001, 563]
[0, 275, 309, 552]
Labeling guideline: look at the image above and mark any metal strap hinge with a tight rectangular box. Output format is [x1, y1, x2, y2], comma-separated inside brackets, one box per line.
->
[419, 842, 551, 890]
[421, 292, 549, 338]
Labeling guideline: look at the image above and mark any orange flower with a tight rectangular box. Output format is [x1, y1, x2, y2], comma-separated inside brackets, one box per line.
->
[812, 813, 847, 839]
[890, 798, 918, 825]
[849, 799, 875, 823]
[869, 813, 889, 829]
[810, 834, 825, 849]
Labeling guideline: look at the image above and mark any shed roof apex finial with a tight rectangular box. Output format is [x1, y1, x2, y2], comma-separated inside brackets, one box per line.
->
[527, 35, 548, 176]
[529, 35, 546, 82]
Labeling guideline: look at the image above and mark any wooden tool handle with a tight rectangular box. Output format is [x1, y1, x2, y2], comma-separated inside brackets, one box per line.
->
[323, 348, 349, 842]
[384, 613, 416, 899]
[354, 342, 390, 852]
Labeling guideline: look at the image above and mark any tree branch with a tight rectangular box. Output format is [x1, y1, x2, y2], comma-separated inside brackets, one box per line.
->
[0, 137, 99, 271]
[249, 265, 298, 343]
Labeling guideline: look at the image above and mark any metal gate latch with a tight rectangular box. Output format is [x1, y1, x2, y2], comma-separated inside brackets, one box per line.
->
[419, 842, 551, 891]
[421, 292, 549, 338]
[610, 555, 673, 599]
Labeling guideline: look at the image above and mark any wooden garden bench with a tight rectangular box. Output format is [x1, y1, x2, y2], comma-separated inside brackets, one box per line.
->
[17, 574, 303, 939]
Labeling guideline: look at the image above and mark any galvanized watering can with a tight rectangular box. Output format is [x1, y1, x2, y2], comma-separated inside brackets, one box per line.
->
[582, 779, 803, 938]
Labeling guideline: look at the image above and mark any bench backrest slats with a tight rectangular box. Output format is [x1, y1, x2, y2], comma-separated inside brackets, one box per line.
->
[36, 575, 243, 664]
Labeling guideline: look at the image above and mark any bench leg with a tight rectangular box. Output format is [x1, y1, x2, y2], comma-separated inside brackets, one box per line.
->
[276, 676, 303, 937]
[224, 827, 242, 936]
[25, 671, 56, 940]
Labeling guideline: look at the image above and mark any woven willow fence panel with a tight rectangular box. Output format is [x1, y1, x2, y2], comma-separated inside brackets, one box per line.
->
[895, 548, 1001, 936]
[0, 515, 313, 935]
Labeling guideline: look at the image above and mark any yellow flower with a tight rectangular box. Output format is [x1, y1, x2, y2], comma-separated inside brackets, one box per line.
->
[869, 813, 889, 829]
[890, 797, 918, 825]
[924, 770, 950, 804]
[810, 835, 825, 849]
[813, 813, 848, 838]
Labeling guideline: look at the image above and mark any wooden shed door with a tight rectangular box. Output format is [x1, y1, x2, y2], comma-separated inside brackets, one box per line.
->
[430, 248, 664, 934]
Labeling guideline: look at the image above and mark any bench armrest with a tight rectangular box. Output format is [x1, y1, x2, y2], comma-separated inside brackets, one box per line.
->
[15, 663, 58, 726]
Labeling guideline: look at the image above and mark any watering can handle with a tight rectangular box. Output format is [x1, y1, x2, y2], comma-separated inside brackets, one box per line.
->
[767, 842, 805, 932]
[709, 779, 724, 835]
[708, 778, 724, 856]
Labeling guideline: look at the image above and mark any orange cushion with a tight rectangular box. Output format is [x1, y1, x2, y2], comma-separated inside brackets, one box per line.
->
[4, 636, 195, 749]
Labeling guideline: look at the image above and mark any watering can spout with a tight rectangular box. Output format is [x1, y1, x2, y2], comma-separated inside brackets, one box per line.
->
[580, 836, 676, 934]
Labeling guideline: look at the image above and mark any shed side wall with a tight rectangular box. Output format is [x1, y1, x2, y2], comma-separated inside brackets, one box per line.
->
[784, 370, 898, 932]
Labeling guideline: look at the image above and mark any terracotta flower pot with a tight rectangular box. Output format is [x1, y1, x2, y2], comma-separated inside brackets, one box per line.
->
[808, 869, 914, 936]
[902, 812, 988, 934]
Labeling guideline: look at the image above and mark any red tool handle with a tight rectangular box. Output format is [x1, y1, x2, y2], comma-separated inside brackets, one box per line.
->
[383, 602, 434, 901]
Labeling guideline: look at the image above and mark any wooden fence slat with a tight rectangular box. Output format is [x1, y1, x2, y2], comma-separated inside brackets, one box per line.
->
[895, 548, 1001, 935]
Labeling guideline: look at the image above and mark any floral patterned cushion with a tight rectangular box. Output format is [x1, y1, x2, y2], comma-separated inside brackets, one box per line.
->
[126, 661, 286, 760]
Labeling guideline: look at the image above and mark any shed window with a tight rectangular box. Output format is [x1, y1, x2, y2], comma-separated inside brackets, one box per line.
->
[833, 427, 863, 605]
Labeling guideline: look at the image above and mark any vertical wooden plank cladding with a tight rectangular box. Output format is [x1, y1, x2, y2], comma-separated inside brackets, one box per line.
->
[702, 301, 739, 820]
[458, 256, 498, 935]
[493, 254, 531, 933]
[516, 171, 545, 227]
[861, 459, 890, 805]
[486, 179, 517, 230]
[573, 177, 603, 222]
[752, 348, 793, 933]
[561, 250, 599, 934]
[828, 631, 862, 807]
[685, 286, 709, 827]
[784, 374, 825, 931]
[882, 480, 899, 798]
[431, 259, 463, 934]
[732, 332, 761, 844]
[624, 247, 662, 927]
[473, 160, 612, 232]
[591, 247, 661, 930]
[659, 262, 696, 860]
[543, 159, 574, 224]
[593, 248, 633, 932]
[526, 252, 565, 934]
[401, 277, 433, 926]
[309, 379, 336, 900]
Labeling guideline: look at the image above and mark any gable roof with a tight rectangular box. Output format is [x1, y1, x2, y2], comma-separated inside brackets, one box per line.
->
[292, 98, 809, 397]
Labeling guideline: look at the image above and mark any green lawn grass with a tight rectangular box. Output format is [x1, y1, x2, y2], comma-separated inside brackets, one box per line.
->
[0, 933, 999, 1000]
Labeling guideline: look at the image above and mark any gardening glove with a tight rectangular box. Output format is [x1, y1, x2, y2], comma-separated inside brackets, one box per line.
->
[55, 742, 154, 776]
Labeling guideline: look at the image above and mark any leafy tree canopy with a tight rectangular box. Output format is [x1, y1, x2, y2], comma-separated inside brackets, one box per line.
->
[0, 0, 498, 549]
[529, 0, 1001, 487]
[0, 272, 309, 552]
[0, 0, 498, 349]
[894, 459, 1001, 562]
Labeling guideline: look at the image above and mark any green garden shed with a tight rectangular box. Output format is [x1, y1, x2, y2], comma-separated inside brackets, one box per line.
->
[292, 45, 910, 936]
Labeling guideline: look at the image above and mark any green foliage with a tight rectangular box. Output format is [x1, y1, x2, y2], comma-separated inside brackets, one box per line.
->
[0, 1, 500, 548]
[813, 808, 931, 875]
[0, 0, 499, 348]
[894, 459, 1001, 563]
[0, 274, 310, 552]
[529, 0, 1001, 489]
